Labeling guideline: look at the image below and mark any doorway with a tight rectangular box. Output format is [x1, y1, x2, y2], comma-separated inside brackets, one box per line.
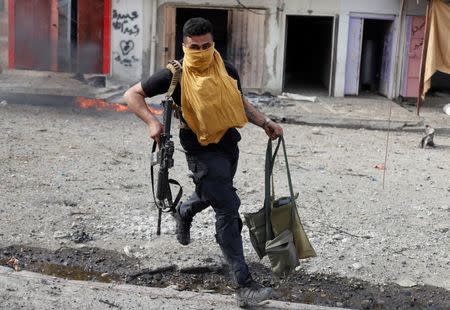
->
[344, 16, 395, 97]
[175, 8, 229, 60]
[359, 19, 393, 94]
[13, 0, 55, 70]
[283, 16, 334, 96]
[163, 6, 266, 90]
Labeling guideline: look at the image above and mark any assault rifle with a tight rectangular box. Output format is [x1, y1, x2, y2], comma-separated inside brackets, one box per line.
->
[151, 60, 182, 235]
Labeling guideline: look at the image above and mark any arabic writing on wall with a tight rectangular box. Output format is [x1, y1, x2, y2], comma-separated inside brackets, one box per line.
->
[112, 9, 140, 67]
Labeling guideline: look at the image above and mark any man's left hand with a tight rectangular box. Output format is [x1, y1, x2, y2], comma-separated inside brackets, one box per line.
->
[264, 120, 283, 140]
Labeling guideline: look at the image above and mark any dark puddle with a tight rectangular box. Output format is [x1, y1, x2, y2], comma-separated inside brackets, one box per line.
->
[1, 245, 449, 309]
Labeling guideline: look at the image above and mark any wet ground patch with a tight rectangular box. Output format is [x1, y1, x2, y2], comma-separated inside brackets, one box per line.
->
[1, 245, 449, 309]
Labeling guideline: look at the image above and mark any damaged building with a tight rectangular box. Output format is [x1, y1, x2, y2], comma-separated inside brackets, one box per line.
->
[0, 0, 449, 100]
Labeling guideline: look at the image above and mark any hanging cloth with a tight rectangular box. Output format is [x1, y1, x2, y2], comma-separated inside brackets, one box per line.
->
[181, 44, 248, 146]
[423, 0, 450, 97]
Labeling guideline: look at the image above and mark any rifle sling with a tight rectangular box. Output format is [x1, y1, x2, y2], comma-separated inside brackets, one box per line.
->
[166, 60, 182, 99]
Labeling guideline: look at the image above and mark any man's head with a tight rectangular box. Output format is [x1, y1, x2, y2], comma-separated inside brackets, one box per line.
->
[182, 17, 214, 51]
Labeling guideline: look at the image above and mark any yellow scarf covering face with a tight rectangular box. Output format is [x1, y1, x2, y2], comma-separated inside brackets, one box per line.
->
[181, 44, 248, 146]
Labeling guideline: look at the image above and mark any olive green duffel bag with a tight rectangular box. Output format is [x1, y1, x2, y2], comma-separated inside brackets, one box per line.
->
[244, 137, 316, 275]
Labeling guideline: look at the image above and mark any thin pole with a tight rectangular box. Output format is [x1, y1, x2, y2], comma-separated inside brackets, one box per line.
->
[382, 102, 392, 190]
[382, 0, 406, 189]
[416, 0, 433, 115]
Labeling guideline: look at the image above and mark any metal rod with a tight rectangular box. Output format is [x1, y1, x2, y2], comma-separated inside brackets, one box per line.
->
[416, 0, 433, 115]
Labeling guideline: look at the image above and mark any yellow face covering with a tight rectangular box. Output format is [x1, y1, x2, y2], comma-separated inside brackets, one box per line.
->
[181, 44, 248, 146]
[182, 45, 215, 72]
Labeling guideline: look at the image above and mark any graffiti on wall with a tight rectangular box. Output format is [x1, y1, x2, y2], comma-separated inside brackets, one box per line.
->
[112, 9, 140, 67]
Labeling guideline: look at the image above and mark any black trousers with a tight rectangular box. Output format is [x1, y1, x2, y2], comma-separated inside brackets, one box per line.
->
[179, 143, 251, 286]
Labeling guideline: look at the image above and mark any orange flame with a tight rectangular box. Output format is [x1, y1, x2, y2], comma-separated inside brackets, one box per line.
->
[75, 97, 164, 115]
[75, 97, 128, 112]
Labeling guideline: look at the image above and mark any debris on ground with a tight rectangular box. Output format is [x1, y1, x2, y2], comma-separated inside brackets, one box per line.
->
[0, 100, 7, 107]
[245, 92, 281, 108]
[70, 230, 93, 243]
[311, 127, 322, 135]
[443, 103, 450, 115]
[6, 258, 20, 271]
[374, 163, 385, 170]
[278, 92, 317, 103]
[420, 125, 435, 148]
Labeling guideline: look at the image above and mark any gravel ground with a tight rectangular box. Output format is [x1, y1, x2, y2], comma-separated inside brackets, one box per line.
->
[1, 100, 449, 297]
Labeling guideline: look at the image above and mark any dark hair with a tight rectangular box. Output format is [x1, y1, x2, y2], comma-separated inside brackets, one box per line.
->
[183, 17, 214, 39]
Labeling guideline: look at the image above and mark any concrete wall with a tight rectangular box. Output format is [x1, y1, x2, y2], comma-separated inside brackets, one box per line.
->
[0, 0, 431, 96]
[156, 0, 342, 94]
[0, 0, 8, 72]
[156, 0, 283, 93]
[110, 0, 145, 82]
[122, 0, 429, 96]
[273, 1, 340, 94]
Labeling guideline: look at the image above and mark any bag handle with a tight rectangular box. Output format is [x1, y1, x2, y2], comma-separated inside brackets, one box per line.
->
[264, 138, 274, 240]
[265, 136, 295, 200]
[280, 136, 296, 200]
[264, 136, 295, 239]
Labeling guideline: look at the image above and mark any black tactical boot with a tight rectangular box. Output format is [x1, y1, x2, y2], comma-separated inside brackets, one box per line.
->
[173, 204, 192, 245]
[236, 280, 274, 307]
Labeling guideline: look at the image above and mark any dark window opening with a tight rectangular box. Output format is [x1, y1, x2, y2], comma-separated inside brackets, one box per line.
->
[283, 16, 333, 95]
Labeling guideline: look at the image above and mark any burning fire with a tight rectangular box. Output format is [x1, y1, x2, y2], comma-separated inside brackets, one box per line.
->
[75, 97, 163, 115]
[75, 97, 128, 112]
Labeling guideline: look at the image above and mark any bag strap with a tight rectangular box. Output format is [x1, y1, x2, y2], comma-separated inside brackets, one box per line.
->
[280, 136, 295, 200]
[165, 60, 182, 99]
[263, 137, 284, 240]
[264, 136, 296, 240]
[266, 136, 294, 200]
[264, 139, 273, 240]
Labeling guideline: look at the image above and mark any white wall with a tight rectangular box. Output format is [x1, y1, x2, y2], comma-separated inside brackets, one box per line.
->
[111, 0, 144, 82]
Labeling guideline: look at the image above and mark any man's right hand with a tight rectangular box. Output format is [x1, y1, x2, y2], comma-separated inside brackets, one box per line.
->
[124, 82, 164, 146]
[148, 121, 164, 147]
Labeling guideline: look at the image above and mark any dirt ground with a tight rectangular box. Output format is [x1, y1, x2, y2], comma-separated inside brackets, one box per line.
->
[0, 98, 449, 309]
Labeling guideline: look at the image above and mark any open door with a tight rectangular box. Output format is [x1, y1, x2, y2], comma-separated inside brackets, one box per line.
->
[379, 21, 395, 97]
[402, 16, 425, 97]
[12, 0, 58, 71]
[328, 15, 339, 96]
[344, 17, 363, 95]
[163, 6, 176, 66]
[228, 9, 265, 90]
